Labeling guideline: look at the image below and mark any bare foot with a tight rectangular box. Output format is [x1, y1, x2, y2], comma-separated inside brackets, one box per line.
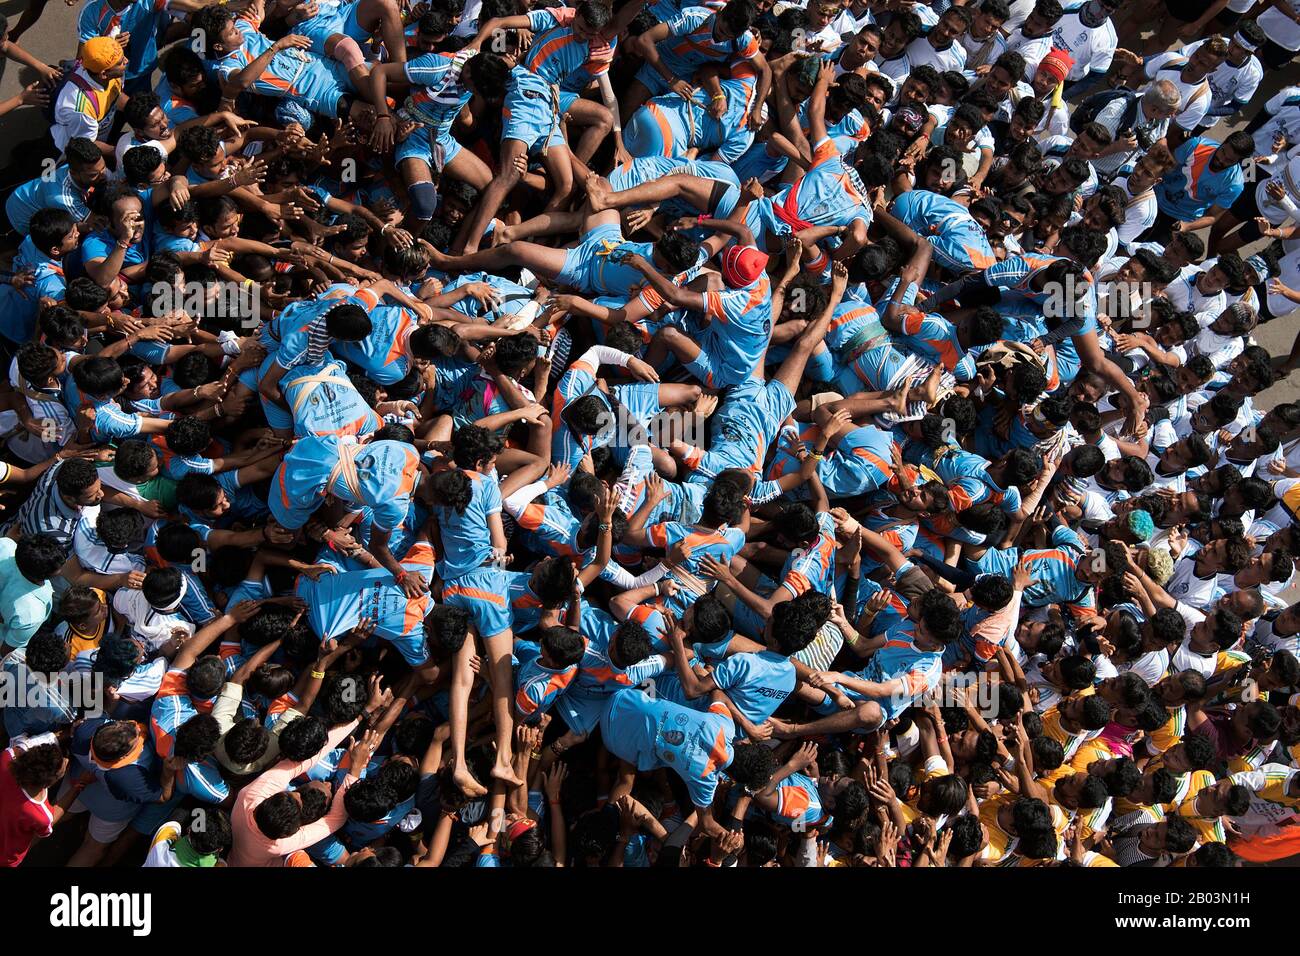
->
[585, 174, 613, 212]
[452, 764, 488, 799]
[491, 760, 525, 788]
[891, 379, 912, 415]
[426, 246, 455, 269]
[693, 392, 719, 418]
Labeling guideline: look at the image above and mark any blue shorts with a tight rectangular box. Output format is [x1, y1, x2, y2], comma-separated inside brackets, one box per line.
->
[282, 57, 351, 120]
[634, 63, 673, 98]
[385, 628, 431, 668]
[442, 565, 513, 639]
[683, 345, 724, 389]
[503, 69, 565, 154]
[297, 8, 350, 55]
[623, 101, 683, 158]
[556, 685, 615, 736]
[713, 378, 795, 450]
[340, 2, 370, 44]
[835, 343, 909, 396]
[394, 124, 433, 167]
[610, 381, 662, 428]
[557, 224, 640, 295]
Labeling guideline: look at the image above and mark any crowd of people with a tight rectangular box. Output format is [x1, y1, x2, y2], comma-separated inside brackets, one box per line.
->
[0, 0, 1297, 870]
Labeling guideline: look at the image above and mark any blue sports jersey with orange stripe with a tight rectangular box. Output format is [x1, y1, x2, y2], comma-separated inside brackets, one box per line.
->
[600, 687, 736, 809]
[514, 638, 582, 723]
[771, 138, 872, 233]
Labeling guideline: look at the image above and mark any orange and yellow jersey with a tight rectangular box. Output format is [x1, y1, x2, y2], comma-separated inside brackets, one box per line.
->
[1146, 703, 1187, 756]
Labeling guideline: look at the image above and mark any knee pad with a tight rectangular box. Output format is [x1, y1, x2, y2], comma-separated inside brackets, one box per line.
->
[332, 36, 366, 71]
[408, 181, 437, 221]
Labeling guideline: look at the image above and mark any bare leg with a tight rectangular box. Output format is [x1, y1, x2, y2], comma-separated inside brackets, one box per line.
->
[447, 639, 488, 797]
[540, 144, 576, 212]
[564, 99, 614, 163]
[483, 629, 524, 787]
[456, 138, 527, 254]
[443, 147, 494, 191]
[67, 834, 110, 868]
[773, 700, 884, 737]
[357, 0, 408, 62]
[427, 238, 569, 280]
[645, 326, 701, 372]
[657, 383, 703, 408]
[497, 208, 587, 243]
[588, 173, 718, 214]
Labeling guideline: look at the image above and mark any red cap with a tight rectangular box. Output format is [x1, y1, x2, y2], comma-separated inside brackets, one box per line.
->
[1037, 48, 1074, 86]
[721, 244, 769, 287]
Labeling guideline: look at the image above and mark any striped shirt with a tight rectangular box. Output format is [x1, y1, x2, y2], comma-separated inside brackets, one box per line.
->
[7, 461, 86, 549]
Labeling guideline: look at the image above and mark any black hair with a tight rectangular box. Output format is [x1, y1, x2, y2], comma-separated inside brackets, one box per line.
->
[173, 713, 222, 761]
[425, 604, 471, 655]
[15, 534, 67, 583]
[224, 717, 270, 765]
[29, 208, 76, 255]
[452, 423, 503, 471]
[278, 716, 329, 762]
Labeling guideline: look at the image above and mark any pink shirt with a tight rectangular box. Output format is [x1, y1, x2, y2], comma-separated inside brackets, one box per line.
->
[228, 718, 359, 868]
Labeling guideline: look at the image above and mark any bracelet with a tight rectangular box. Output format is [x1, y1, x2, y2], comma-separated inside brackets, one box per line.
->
[599, 522, 611, 532]
[711, 94, 725, 102]
[550, 741, 565, 755]
[394, 570, 408, 585]
[311, 670, 326, 680]
[704, 857, 722, 867]
[529, 750, 542, 760]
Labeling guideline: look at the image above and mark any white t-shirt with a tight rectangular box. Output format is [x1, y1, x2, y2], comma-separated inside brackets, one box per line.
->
[905, 35, 967, 73]
[1144, 54, 1213, 131]
[1258, 0, 1300, 53]
[1183, 40, 1263, 114]
[1050, 12, 1117, 81]
[114, 133, 170, 171]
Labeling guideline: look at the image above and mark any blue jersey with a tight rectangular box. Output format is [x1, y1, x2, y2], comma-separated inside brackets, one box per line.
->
[432, 470, 501, 581]
[770, 137, 871, 232]
[513, 639, 579, 723]
[839, 618, 943, 724]
[4, 166, 91, 234]
[709, 649, 796, 728]
[270, 435, 422, 533]
[0, 238, 66, 345]
[1156, 137, 1245, 222]
[599, 687, 736, 808]
[330, 305, 420, 386]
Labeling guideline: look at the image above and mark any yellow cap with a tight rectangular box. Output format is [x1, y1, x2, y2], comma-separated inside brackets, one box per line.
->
[82, 36, 124, 73]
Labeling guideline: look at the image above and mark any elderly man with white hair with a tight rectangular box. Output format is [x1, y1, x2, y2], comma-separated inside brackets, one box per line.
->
[1088, 80, 1183, 182]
